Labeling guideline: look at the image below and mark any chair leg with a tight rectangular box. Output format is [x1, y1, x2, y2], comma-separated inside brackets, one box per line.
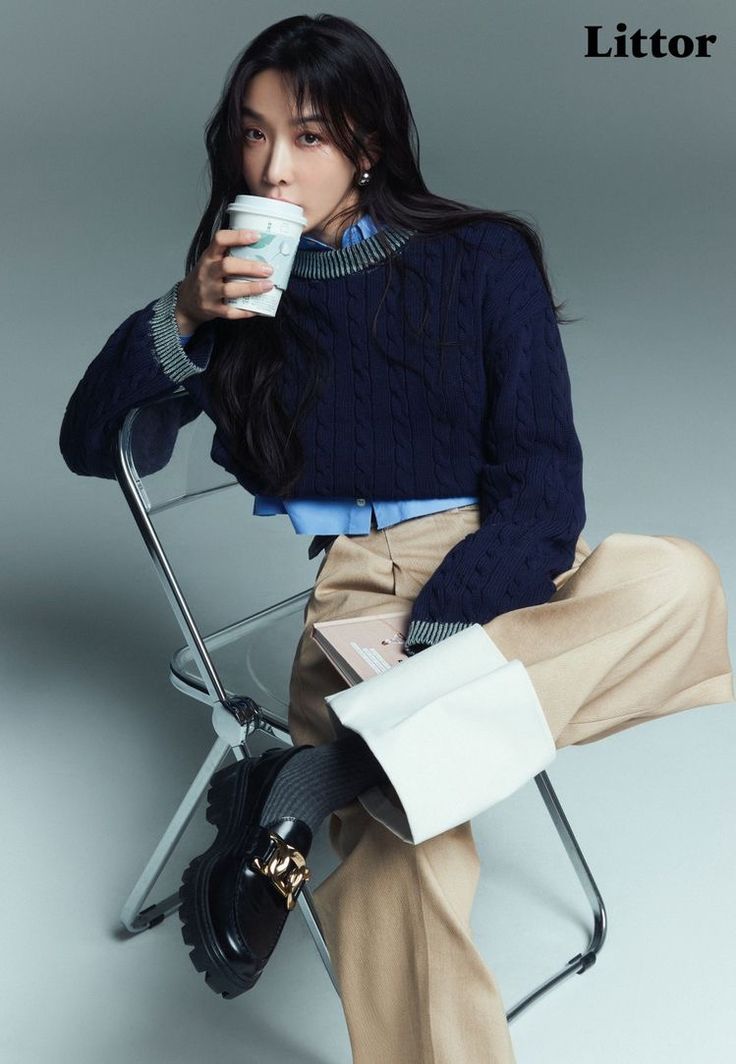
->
[295, 770, 607, 1015]
[293, 768, 607, 1014]
[120, 747, 603, 1018]
[120, 729, 602, 1017]
[119, 735, 232, 933]
[505, 770, 608, 1022]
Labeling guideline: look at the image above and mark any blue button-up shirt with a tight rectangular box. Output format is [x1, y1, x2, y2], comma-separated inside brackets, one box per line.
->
[180, 212, 478, 534]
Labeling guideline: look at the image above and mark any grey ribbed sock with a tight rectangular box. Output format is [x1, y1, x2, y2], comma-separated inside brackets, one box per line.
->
[259, 731, 389, 836]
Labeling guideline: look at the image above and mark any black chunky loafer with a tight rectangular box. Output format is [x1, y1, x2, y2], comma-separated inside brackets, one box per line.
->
[178, 745, 315, 998]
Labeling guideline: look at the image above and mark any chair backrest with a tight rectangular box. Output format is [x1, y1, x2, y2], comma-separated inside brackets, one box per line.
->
[114, 389, 317, 718]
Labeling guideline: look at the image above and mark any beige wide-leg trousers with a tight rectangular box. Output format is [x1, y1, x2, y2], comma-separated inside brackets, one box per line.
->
[287, 504, 735, 1064]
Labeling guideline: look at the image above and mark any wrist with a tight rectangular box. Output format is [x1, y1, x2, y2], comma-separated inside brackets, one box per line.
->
[174, 306, 199, 336]
[173, 282, 201, 335]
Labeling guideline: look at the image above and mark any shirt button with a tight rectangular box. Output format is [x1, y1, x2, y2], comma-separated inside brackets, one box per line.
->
[356, 498, 366, 506]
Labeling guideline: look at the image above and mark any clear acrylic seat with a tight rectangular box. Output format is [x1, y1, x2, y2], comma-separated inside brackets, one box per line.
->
[114, 387, 607, 1020]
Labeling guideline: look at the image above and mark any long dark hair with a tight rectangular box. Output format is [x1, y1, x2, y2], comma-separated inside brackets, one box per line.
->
[186, 13, 578, 497]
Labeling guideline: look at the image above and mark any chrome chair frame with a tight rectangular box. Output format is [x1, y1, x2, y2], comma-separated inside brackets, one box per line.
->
[114, 389, 607, 1020]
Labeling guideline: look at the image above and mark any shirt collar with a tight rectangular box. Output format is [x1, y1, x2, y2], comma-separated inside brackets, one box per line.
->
[299, 212, 380, 251]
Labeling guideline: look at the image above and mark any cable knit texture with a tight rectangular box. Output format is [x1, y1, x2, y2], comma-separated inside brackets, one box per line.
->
[59, 219, 586, 652]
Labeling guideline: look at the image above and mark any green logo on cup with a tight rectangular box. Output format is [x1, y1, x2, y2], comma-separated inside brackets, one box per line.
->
[247, 233, 298, 287]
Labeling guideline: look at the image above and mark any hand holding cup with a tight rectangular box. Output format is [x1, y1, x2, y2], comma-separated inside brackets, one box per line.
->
[174, 229, 277, 333]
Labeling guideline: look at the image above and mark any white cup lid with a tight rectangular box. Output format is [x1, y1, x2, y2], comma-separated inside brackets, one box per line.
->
[227, 194, 306, 226]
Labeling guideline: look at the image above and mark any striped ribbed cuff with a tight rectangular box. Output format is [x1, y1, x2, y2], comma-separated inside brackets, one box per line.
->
[404, 618, 474, 653]
[150, 281, 209, 383]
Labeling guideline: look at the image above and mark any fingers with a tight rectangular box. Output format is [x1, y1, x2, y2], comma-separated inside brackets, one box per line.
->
[222, 255, 273, 279]
[221, 276, 275, 301]
[219, 228, 274, 310]
[211, 228, 261, 257]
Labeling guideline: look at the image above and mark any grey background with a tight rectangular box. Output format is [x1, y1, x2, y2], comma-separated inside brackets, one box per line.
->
[2, 0, 735, 1061]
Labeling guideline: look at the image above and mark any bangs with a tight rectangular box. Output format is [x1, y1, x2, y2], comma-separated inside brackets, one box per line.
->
[283, 67, 363, 159]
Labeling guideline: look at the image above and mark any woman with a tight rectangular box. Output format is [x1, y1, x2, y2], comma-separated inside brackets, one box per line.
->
[59, 14, 734, 1063]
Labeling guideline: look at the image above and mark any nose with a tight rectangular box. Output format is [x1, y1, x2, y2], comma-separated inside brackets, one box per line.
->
[262, 136, 296, 188]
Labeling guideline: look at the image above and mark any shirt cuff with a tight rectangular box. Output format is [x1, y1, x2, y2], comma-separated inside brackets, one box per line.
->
[325, 656, 555, 844]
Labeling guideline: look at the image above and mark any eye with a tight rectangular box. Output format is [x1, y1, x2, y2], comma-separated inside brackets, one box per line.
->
[241, 127, 324, 146]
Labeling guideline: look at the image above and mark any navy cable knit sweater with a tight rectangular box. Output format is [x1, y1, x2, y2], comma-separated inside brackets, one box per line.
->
[59, 218, 586, 652]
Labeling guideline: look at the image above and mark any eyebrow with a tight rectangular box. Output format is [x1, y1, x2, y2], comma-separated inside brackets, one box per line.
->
[240, 105, 327, 125]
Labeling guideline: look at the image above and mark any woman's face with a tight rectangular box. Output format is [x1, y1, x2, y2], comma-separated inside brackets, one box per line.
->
[240, 68, 368, 247]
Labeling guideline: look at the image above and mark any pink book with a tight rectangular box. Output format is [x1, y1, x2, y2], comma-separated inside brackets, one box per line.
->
[311, 608, 413, 685]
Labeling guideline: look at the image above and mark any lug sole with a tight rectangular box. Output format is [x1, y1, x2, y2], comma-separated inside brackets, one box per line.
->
[178, 758, 262, 998]
[204, 759, 247, 837]
[178, 855, 259, 998]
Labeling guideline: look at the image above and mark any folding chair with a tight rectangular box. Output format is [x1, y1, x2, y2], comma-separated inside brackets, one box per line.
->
[114, 388, 607, 1021]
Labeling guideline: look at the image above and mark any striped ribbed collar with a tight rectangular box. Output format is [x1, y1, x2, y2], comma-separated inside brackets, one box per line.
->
[291, 223, 417, 280]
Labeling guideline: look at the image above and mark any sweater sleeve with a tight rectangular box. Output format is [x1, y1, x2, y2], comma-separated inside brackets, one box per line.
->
[59, 281, 216, 479]
[403, 235, 586, 654]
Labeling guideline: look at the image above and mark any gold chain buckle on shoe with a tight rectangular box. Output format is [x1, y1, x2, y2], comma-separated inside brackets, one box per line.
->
[251, 832, 311, 911]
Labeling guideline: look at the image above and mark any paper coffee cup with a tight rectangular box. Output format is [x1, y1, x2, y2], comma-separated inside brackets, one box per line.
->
[226, 195, 307, 316]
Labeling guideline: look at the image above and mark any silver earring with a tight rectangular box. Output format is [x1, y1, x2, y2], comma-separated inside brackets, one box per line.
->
[357, 170, 371, 187]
